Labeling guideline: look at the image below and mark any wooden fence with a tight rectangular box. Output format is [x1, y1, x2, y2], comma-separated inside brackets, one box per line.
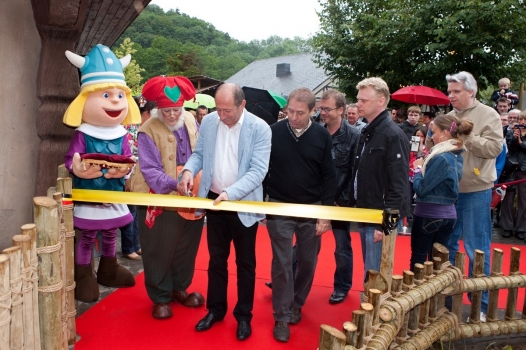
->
[0, 175, 76, 349]
[318, 243, 526, 349]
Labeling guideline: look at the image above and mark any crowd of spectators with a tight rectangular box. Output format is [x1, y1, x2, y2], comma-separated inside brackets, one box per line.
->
[107, 72, 521, 337]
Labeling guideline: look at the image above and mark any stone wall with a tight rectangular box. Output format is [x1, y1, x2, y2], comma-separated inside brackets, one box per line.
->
[0, 0, 41, 249]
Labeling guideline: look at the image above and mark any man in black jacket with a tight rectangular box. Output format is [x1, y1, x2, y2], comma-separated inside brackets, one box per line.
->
[319, 89, 360, 304]
[351, 77, 410, 277]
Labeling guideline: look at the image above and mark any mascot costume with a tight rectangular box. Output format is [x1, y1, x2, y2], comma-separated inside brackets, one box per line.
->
[63, 44, 141, 302]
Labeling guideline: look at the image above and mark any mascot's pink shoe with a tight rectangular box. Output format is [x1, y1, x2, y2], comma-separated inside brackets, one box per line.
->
[74, 264, 100, 302]
[96, 256, 135, 288]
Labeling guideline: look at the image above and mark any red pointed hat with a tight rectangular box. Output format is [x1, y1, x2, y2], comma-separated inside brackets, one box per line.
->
[141, 76, 196, 108]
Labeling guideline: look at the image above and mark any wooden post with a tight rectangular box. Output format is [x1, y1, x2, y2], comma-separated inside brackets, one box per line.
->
[452, 251, 466, 321]
[12, 235, 34, 350]
[487, 248, 503, 322]
[21, 224, 41, 350]
[57, 165, 71, 179]
[380, 228, 397, 291]
[409, 264, 424, 336]
[34, 196, 62, 350]
[432, 243, 449, 270]
[0, 254, 10, 350]
[368, 288, 381, 328]
[319, 324, 347, 350]
[56, 178, 76, 345]
[396, 270, 414, 344]
[469, 250, 485, 323]
[360, 302, 374, 338]
[3, 246, 22, 350]
[342, 321, 357, 346]
[505, 247, 520, 320]
[391, 274, 403, 295]
[419, 261, 434, 328]
[352, 310, 366, 348]
[430, 257, 442, 318]
[53, 192, 69, 350]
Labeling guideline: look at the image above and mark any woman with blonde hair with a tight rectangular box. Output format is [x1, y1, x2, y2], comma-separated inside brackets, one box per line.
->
[409, 114, 473, 269]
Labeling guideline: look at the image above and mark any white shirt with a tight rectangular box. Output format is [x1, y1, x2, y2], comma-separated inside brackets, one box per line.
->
[210, 111, 244, 194]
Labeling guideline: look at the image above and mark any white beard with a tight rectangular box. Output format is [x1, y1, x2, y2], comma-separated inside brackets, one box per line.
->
[152, 108, 186, 131]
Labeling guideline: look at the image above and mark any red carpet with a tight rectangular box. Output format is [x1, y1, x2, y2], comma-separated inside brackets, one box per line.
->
[75, 227, 525, 350]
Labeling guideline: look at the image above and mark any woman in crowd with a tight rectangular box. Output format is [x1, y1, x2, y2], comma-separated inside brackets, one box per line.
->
[120, 96, 156, 260]
[409, 114, 473, 269]
[500, 111, 526, 241]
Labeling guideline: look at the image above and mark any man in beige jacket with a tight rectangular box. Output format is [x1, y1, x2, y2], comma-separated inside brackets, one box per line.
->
[445, 71, 503, 322]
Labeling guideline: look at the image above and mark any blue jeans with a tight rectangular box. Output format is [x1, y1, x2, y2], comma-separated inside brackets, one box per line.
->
[120, 205, 140, 254]
[447, 190, 492, 313]
[332, 220, 353, 294]
[410, 215, 456, 270]
[359, 224, 382, 279]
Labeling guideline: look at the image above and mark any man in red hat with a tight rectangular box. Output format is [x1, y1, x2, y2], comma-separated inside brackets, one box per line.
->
[130, 75, 205, 319]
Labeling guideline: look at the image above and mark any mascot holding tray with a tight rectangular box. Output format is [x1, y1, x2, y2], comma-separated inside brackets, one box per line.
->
[63, 44, 141, 302]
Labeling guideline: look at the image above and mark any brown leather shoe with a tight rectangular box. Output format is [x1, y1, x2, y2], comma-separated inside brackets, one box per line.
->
[152, 303, 173, 319]
[172, 290, 205, 307]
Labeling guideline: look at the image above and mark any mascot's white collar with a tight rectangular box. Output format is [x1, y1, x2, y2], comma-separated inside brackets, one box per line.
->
[76, 123, 127, 140]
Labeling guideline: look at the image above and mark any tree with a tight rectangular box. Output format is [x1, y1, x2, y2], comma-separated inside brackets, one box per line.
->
[312, 0, 526, 96]
[114, 4, 313, 82]
[113, 38, 144, 94]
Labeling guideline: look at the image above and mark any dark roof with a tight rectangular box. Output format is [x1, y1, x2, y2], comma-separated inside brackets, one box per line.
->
[187, 75, 223, 92]
[226, 53, 330, 97]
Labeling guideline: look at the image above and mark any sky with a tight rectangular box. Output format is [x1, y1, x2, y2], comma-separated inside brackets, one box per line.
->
[149, 0, 322, 42]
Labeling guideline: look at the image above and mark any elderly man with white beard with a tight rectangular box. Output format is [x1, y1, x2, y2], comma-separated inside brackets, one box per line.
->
[131, 76, 206, 320]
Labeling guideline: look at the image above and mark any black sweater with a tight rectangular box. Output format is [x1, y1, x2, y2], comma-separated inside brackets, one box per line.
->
[266, 120, 336, 205]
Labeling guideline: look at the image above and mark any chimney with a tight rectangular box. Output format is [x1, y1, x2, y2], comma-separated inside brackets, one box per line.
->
[276, 63, 290, 77]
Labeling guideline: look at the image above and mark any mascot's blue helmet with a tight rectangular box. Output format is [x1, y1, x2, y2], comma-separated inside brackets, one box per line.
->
[65, 44, 130, 88]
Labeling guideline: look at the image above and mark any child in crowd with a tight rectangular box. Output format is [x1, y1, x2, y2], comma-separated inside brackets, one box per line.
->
[491, 77, 518, 108]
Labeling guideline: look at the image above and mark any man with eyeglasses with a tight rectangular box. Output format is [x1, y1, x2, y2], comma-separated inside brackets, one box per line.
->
[266, 87, 336, 342]
[506, 109, 520, 133]
[132, 76, 205, 320]
[318, 90, 360, 305]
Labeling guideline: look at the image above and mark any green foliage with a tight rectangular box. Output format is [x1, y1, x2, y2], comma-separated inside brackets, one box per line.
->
[312, 0, 526, 97]
[114, 4, 311, 82]
[113, 38, 144, 95]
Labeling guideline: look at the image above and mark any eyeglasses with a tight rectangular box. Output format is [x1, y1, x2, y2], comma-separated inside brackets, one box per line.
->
[161, 108, 181, 116]
[317, 107, 339, 113]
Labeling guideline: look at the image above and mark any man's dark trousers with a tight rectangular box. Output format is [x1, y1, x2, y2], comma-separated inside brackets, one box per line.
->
[205, 192, 258, 322]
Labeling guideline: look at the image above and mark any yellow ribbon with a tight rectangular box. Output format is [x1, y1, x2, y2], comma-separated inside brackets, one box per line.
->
[72, 189, 383, 224]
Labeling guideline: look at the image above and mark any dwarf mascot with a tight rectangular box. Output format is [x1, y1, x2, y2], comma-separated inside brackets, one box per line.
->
[63, 44, 141, 302]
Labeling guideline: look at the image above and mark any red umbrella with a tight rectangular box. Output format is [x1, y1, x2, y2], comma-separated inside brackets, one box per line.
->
[391, 85, 450, 105]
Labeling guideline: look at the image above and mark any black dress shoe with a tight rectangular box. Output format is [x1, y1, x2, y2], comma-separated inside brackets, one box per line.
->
[502, 230, 512, 238]
[516, 231, 526, 240]
[236, 320, 251, 340]
[195, 312, 221, 331]
[329, 291, 347, 304]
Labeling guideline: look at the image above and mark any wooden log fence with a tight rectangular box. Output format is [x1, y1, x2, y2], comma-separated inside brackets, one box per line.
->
[0, 170, 76, 349]
[318, 243, 526, 349]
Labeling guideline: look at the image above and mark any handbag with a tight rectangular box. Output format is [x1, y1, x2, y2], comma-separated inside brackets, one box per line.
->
[500, 156, 518, 179]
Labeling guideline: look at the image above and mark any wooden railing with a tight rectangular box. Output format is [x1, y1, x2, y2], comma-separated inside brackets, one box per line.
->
[318, 243, 526, 349]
